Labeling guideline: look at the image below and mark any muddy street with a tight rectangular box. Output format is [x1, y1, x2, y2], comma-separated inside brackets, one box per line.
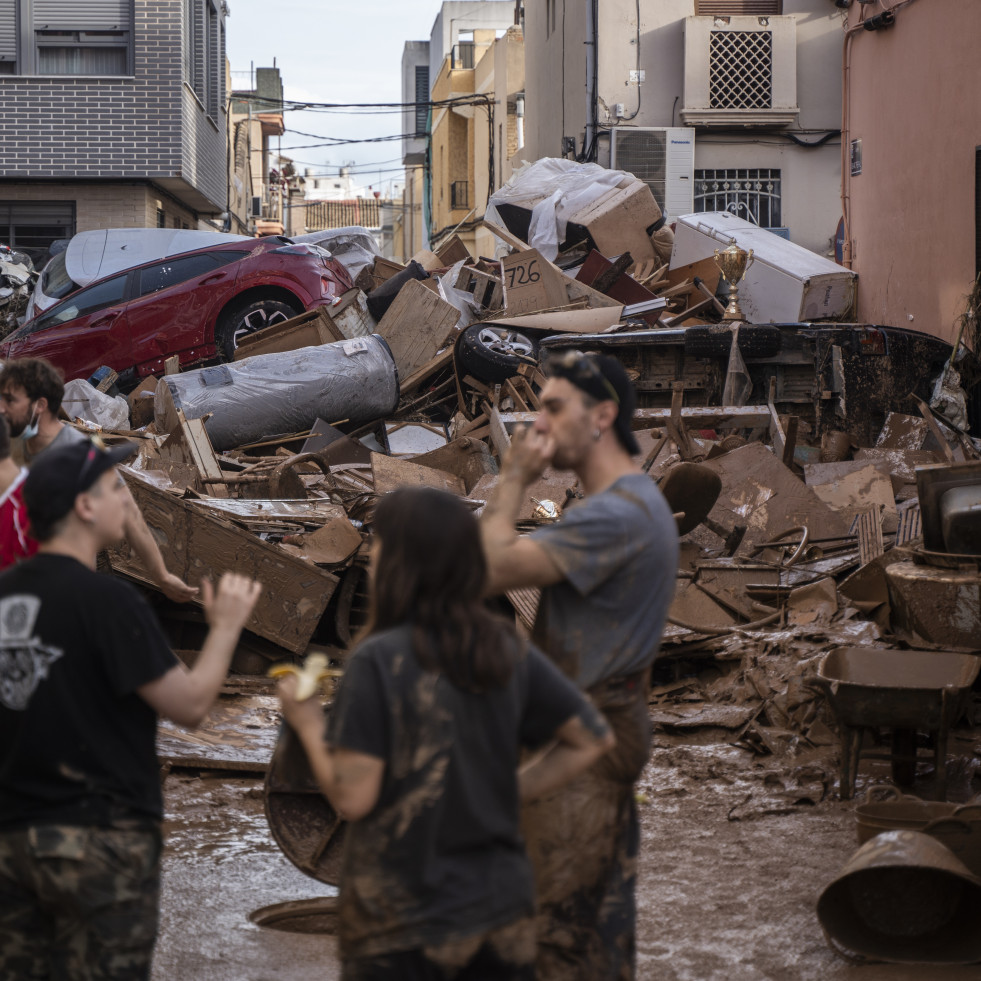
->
[152, 723, 981, 981]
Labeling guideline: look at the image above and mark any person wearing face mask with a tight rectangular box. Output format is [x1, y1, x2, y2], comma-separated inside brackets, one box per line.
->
[0, 359, 198, 602]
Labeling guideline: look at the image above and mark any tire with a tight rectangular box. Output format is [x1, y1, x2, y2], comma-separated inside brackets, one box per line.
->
[215, 297, 301, 361]
[457, 323, 539, 383]
[683, 324, 782, 359]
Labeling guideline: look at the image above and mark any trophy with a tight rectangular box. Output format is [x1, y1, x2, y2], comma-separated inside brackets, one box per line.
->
[713, 241, 754, 321]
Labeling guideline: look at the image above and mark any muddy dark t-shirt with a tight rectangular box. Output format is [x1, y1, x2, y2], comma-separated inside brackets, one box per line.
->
[0, 554, 177, 828]
[327, 624, 597, 958]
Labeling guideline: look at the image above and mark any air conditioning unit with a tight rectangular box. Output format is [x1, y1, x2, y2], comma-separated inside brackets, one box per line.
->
[681, 15, 799, 127]
[250, 195, 262, 218]
[610, 127, 695, 220]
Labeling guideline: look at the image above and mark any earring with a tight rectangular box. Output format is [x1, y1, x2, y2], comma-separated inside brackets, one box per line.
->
[593, 429, 602, 441]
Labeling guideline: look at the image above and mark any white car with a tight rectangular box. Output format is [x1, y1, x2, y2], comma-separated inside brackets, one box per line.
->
[25, 228, 251, 322]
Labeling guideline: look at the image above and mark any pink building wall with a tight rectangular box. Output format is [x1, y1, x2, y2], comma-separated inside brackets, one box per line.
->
[844, 0, 981, 345]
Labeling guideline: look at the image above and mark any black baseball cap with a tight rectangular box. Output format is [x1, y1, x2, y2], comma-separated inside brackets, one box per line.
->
[544, 350, 641, 456]
[24, 437, 138, 531]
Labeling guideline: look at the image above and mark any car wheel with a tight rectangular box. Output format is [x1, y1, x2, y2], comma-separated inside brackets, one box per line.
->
[683, 325, 782, 359]
[216, 297, 301, 361]
[457, 323, 539, 383]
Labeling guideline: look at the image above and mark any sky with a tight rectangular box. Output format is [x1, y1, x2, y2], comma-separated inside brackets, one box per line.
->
[225, 0, 448, 197]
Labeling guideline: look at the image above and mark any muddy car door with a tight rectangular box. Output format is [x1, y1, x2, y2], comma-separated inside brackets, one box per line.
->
[123, 250, 247, 377]
[2, 272, 133, 381]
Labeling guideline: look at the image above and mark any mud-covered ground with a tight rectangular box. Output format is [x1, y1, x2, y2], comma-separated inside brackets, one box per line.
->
[152, 717, 981, 981]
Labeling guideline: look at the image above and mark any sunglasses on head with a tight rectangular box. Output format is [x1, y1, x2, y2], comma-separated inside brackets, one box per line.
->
[547, 350, 620, 405]
[76, 436, 108, 492]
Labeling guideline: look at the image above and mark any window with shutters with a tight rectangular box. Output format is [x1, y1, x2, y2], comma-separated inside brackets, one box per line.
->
[186, 0, 224, 120]
[414, 66, 429, 137]
[1, 1, 134, 75]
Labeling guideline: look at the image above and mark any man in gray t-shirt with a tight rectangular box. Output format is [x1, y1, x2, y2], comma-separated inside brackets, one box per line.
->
[482, 351, 678, 981]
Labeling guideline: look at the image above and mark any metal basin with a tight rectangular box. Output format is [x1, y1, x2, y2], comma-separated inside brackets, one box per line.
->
[818, 830, 981, 964]
[264, 721, 346, 886]
[817, 646, 979, 731]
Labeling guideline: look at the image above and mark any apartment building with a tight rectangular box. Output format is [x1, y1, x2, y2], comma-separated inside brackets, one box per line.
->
[0, 0, 228, 261]
[398, 1, 517, 259]
[520, 0, 843, 255]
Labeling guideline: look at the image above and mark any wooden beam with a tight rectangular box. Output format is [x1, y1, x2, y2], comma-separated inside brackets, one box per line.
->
[498, 405, 773, 429]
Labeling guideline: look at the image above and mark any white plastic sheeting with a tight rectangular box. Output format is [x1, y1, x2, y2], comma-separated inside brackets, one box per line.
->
[162, 335, 399, 451]
[62, 378, 130, 430]
[485, 158, 632, 261]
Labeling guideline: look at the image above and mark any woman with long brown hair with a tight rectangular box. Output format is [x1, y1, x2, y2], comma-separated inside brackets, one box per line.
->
[277, 486, 613, 980]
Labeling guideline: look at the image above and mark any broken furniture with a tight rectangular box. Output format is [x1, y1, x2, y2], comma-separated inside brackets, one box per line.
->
[816, 646, 980, 800]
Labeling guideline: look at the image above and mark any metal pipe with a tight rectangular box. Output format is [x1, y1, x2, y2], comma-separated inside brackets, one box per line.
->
[515, 93, 525, 151]
[584, 0, 598, 159]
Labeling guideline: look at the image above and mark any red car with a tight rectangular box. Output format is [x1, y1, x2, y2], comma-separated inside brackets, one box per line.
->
[0, 238, 354, 386]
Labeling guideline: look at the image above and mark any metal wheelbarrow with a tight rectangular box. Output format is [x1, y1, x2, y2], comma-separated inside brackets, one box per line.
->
[815, 647, 980, 801]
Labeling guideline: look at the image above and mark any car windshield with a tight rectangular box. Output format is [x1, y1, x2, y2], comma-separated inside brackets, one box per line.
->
[39, 252, 78, 301]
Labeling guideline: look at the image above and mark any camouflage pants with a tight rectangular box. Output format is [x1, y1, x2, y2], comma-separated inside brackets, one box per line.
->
[521, 672, 650, 981]
[0, 824, 161, 980]
[342, 916, 536, 980]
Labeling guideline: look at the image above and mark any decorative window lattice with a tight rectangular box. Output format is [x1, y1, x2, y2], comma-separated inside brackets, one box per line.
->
[694, 169, 782, 228]
[709, 31, 772, 110]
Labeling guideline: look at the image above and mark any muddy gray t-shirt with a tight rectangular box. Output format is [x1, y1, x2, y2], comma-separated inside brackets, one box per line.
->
[529, 473, 678, 689]
[23, 423, 89, 464]
[326, 624, 601, 958]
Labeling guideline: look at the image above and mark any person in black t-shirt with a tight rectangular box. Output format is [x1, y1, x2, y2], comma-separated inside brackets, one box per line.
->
[277, 486, 614, 980]
[0, 438, 261, 981]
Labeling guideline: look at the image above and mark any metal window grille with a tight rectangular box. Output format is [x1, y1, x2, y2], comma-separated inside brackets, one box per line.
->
[414, 65, 429, 136]
[450, 181, 469, 210]
[709, 31, 772, 110]
[696, 1, 782, 13]
[694, 169, 782, 228]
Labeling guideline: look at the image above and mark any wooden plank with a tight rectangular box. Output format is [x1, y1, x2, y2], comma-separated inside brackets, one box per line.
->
[498, 406, 773, 429]
[503, 378, 529, 412]
[768, 377, 787, 463]
[479, 217, 530, 253]
[782, 415, 799, 469]
[375, 279, 460, 379]
[158, 412, 230, 498]
[110, 473, 338, 654]
[163, 355, 180, 375]
[896, 502, 922, 546]
[370, 452, 466, 496]
[500, 249, 568, 315]
[399, 347, 455, 396]
[488, 405, 512, 460]
[856, 506, 884, 567]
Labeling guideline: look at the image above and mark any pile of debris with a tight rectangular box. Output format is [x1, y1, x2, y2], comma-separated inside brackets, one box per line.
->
[0, 244, 35, 337]
[44, 160, 974, 795]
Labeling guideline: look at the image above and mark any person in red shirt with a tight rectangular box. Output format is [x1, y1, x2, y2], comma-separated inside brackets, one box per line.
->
[0, 415, 36, 569]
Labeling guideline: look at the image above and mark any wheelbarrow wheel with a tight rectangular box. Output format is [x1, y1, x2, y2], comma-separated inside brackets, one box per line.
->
[891, 728, 917, 786]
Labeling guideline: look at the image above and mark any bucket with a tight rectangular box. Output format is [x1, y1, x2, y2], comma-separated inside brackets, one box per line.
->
[856, 788, 981, 877]
[817, 830, 981, 963]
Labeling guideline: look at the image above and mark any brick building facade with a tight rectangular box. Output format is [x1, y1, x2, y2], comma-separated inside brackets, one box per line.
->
[0, 0, 228, 262]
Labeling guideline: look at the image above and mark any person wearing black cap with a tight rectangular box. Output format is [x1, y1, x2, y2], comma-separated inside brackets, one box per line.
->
[0, 439, 261, 980]
[481, 350, 679, 981]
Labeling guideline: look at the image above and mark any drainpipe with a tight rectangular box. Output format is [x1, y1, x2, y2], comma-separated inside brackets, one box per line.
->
[584, 0, 598, 161]
[516, 92, 525, 151]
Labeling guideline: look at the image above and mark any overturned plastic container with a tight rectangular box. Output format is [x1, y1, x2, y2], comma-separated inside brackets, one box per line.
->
[157, 335, 399, 451]
[817, 830, 981, 964]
